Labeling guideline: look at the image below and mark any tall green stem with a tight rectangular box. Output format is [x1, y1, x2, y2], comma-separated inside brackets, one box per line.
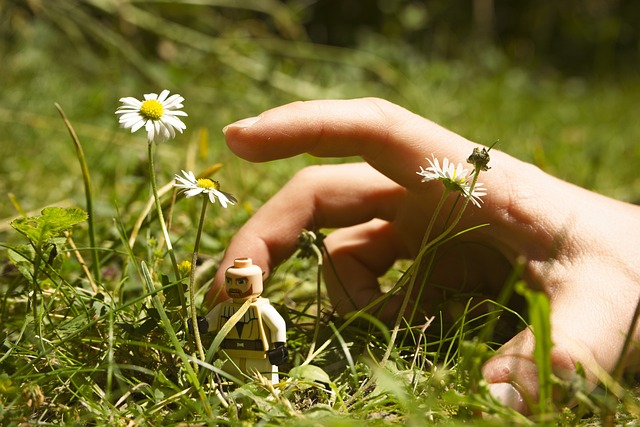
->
[30, 243, 45, 354]
[382, 168, 483, 363]
[382, 189, 449, 363]
[304, 236, 324, 363]
[189, 198, 208, 362]
[147, 143, 181, 280]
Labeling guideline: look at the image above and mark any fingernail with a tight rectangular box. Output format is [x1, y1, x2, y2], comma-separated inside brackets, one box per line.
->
[222, 116, 261, 134]
[488, 383, 527, 413]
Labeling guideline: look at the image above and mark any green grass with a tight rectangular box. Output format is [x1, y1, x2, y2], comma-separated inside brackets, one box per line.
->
[1, 1, 640, 426]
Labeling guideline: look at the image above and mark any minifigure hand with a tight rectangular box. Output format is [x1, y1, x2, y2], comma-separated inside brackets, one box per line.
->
[187, 316, 209, 335]
[267, 342, 289, 366]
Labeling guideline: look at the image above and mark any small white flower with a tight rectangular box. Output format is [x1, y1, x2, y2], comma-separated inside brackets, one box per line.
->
[174, 170, 237, 208]
[464, 181, 486, 208]
[417, 155, 486, 207]
[115, 89, 187, 144]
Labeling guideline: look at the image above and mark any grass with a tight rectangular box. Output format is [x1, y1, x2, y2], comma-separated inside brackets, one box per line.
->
[1, 1, 640, 426]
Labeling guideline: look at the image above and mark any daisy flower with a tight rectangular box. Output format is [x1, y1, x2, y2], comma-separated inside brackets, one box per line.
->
[463, 181, 486, 208]
[417, 155, 486, 207]
[174, 170, 237, 208]
[115, 89, 187, 144]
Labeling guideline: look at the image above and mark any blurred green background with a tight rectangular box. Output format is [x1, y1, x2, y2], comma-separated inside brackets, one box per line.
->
[2, 0, 640, 233]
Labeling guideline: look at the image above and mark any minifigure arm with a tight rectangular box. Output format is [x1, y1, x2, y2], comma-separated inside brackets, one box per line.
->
[188, 304, 222, 335]
[260, 303, 287, 343]
[261, 303, 288, 366]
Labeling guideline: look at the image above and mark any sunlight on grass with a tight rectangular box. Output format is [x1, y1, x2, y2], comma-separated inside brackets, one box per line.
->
[1, 1, 639, 426]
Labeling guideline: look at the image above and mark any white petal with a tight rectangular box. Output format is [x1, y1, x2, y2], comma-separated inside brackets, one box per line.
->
[118, 97, 142, 107]
[213, 189, 235, 208]
[163, 94, 184, 108]
[166, 110, 188, 118]
[208, 192, 218, 205]
[427, 156, 439, 170]
[163, 116, 186, 132]
[151, 121, 164, 143]
[174, 176, 194, 188]
[118, 111, 141, 121]
[176, 171, 193, 184]
[145, 120, 156, 142]
[157, 89, 170, 103]
[130, 119, 147, 133]
[159, 122, 172, 142]
[115, 106, 139, 115]
[186, 188, 203, 198]
[161, 120, 176, 139]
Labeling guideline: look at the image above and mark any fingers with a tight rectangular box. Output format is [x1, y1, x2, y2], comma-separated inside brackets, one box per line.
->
[222, 98, 489, 190]
[221, 98, 572, 253]
[223, 98, 593, 257]
[205, 163, 407, 307]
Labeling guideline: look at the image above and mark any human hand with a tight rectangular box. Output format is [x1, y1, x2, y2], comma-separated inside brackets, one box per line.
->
[206, 98, 640, 413]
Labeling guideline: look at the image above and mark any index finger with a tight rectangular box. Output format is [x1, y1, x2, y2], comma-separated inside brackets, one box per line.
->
[204, 163, 407, 308]
[222, 98, 474, 190]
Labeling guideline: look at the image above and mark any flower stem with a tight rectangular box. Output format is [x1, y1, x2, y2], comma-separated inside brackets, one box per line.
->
[189, 197, 209, 362]
[382, 189, 449, 363]
[147, 143, 181, 279]
[305, 238, 324, 363]
[383, 167, 484, 363]
[147, 142, 186, 318]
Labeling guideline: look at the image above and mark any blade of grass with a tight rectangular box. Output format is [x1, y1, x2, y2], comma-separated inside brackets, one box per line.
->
[140, 261, 218, 414]
[612, 295, 640, 382]
[54, 103, 100, 283]
[516, 281, 554, 416]
[328, 322, 358, 389]
[202, 298, 252, 377]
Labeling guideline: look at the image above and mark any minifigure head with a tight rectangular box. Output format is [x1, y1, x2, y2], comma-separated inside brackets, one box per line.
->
[225, 258, 263, 302]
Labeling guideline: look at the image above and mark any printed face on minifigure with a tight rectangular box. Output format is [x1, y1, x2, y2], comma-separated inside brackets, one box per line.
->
[225, 258, 264, 301]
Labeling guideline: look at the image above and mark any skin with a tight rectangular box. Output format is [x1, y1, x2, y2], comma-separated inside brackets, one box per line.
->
[205, 98, 640, 413]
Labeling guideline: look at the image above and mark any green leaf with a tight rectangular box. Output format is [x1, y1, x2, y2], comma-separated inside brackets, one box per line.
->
[371, 364, 411, 409]
[10, 207, 88, 246]
[8, 245, 36, 281]
[289, 364, 332, 386]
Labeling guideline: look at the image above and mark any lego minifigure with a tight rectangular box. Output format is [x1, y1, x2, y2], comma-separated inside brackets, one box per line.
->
[203, 257, 288, 383]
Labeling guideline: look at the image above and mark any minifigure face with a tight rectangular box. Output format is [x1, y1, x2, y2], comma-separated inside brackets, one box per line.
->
[225, 274, 253, 300]
[224, 257, 264, 301]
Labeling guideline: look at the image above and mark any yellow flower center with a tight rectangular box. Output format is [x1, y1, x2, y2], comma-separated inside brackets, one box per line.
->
[139, 99, 164, 120]
[197, 179, 220, 190]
